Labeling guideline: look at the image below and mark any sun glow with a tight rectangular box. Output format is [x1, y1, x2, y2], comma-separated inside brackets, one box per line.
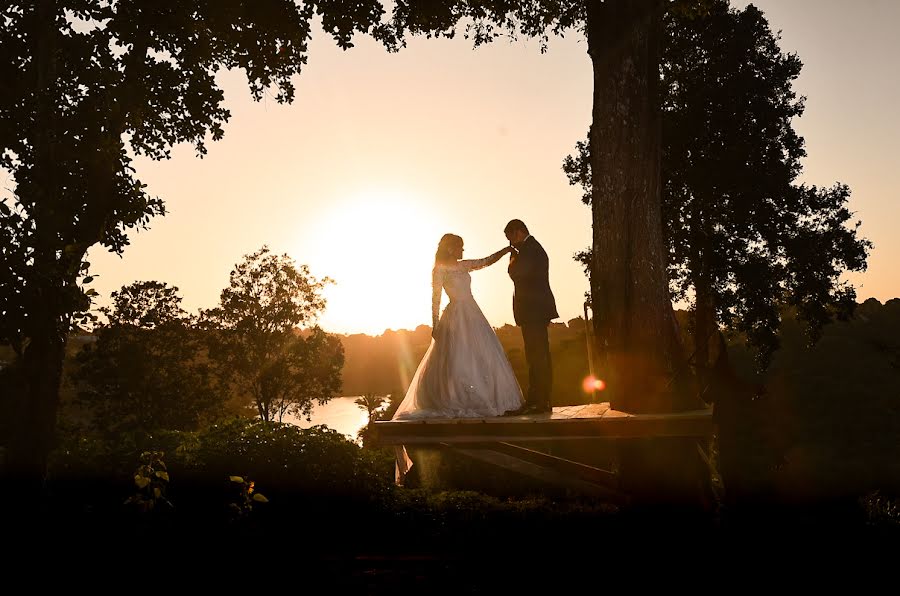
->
[307, 191, 447, 336]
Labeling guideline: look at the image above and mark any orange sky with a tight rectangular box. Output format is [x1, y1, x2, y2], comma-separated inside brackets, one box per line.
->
[82, 0, 899, 335]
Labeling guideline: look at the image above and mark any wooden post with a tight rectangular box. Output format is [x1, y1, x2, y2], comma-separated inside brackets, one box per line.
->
[584, 300, 599, 403]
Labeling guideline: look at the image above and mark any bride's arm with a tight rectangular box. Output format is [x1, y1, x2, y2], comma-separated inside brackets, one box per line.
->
[431, 267, 443, 333]
[459, 246, 514, 272]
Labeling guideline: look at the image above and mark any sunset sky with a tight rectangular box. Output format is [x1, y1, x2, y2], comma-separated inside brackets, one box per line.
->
[81, 0, 900, 336]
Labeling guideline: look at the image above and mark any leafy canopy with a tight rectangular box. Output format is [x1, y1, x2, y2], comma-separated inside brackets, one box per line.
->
[202, 246, 344, 423]
[74, 281, 225, 433]
[0, 0, 388, 350]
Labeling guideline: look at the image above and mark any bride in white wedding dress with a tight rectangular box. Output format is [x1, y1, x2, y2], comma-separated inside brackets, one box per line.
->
[391, 233, 524, 482]
[393, 233, 524, 420]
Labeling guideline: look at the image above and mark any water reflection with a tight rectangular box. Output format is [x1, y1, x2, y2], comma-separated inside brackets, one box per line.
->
[281, 396, 370, 443]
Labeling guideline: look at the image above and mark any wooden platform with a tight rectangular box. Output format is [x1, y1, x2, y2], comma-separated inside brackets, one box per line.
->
[370, 402, 713, 446]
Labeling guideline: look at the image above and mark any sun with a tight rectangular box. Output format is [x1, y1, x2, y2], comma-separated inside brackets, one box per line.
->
[306, 190, 448, 335]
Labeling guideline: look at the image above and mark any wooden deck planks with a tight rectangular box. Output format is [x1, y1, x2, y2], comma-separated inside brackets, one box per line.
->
[371, 402, 712, 446]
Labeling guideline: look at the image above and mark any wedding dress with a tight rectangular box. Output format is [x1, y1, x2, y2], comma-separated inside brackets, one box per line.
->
[391, 250, 524, 483]
[394, 252, 524, 420]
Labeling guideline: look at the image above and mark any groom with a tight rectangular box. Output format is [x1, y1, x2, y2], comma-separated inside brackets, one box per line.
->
[504, 219, 558, 415]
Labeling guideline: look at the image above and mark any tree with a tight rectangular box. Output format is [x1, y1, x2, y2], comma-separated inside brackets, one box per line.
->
[355, 391, 388, 447]
[564, 1, 871, 384]
[0, 1, 387, 491]
[73, 281, 224, 434]
[203, 246, 344, 423]
[355, 392, 388, 423]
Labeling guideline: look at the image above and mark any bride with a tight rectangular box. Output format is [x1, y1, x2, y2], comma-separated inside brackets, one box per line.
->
[391, 233, 524, 482]
[393, 233, 524, 420]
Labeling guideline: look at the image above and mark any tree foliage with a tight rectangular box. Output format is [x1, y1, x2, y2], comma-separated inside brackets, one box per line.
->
[0, 0, 386, 352]
[355, 392, 388, 422]
[564, 0, 870, 370]
[387, 0, 585, 50]
[0, 0, 386, 485]
[202, 246, 344, 423]
[74, 281, 225, 433]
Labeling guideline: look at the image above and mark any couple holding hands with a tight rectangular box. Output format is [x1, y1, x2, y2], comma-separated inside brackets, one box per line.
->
[393, 219, 558, 422]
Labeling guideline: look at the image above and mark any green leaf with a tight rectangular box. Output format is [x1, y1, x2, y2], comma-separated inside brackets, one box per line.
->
[134, 475, 150, 489]
[252, 493, 269, 503]
[82, 276, 94, 284]
[155, 471, 170, 481]
[229, 476, 244, 483]
[153, 487, 161, 499]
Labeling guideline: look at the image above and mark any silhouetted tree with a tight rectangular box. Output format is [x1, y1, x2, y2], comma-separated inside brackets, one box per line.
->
[355, 391, 388, 448]
[355, 392, 387, 422]
[202, 246, 344, 423]
[73, 281, 223, 434]
[565, 1, 870, 381]
[0, 1, 388, 492]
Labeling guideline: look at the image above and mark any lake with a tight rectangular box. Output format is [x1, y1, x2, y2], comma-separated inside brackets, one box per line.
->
[281, 396, 371, 442]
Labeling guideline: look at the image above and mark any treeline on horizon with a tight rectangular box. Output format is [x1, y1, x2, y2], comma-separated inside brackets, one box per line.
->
[339, 298, 900, 408]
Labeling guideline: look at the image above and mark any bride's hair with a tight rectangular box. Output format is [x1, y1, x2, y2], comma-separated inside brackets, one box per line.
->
[435, 233, 463, 265]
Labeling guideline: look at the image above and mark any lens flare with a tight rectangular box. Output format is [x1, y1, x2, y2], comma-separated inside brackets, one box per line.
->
[582, 375, 607, 393]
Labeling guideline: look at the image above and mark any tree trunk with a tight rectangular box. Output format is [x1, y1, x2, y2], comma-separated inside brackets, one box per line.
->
[586, 0, 709, 507]
[586, 0, 694, 414]
[256, 398, 269, 423]
[10, 294, 67, 496]
[4, 0, 63, 503]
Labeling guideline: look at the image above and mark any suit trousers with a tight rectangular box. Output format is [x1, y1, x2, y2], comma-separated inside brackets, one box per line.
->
[521, 323, 552, 408]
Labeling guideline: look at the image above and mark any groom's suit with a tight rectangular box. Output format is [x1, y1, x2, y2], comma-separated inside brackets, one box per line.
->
[508, 235, 558, 411]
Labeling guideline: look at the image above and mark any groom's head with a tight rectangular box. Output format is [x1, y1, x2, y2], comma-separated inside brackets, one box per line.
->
[504, 219, 529, 246]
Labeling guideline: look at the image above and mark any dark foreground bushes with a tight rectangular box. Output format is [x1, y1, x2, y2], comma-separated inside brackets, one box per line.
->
[31, 419, 393, 548]
[3, 415, 898, 581]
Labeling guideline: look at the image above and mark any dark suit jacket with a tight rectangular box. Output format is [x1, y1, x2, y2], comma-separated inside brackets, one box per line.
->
[508, 236, 559, 326]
